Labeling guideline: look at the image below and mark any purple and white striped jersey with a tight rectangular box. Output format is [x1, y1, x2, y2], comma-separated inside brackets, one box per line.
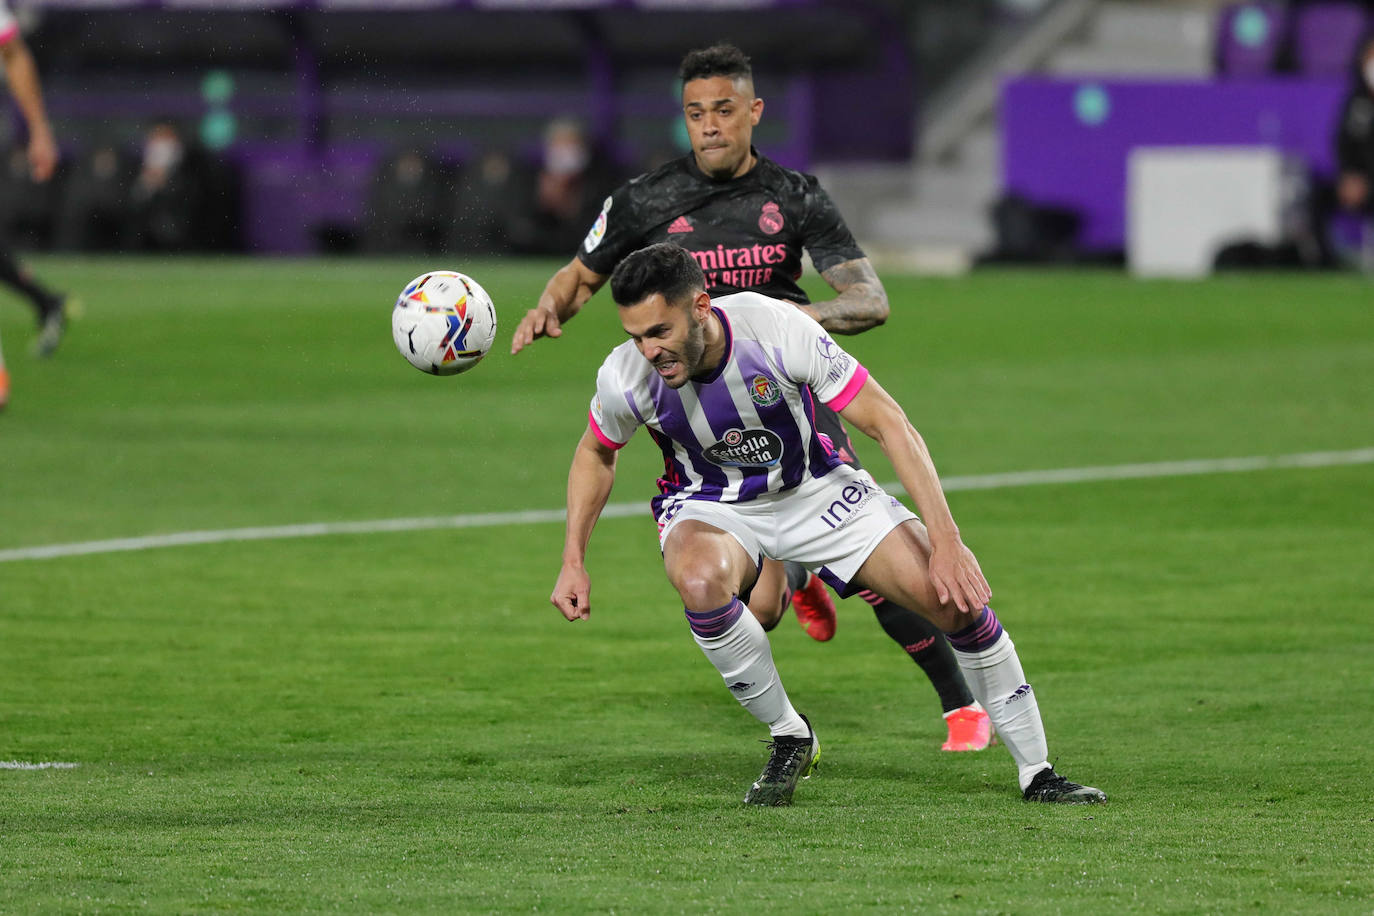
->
[588, 292, 869, 507]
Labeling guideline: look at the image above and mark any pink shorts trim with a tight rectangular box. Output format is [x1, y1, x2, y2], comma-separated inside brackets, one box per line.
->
[0, 24, 19, 46]
[824, 365, 869, 412]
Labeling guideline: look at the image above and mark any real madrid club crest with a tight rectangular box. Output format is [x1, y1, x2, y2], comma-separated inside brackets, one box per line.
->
[758, 201, 784, 235]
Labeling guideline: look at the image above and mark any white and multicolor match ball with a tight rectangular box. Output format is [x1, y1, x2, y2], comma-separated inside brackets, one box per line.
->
[391, 270, 497, 376]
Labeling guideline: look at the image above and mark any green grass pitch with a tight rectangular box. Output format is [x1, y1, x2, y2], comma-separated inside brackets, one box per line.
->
[1, 256, 1371, 912]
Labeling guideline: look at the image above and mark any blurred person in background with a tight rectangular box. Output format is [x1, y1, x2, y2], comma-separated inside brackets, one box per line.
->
[511, 43, 993, 753]
[56, 142, 132, 251]
[1335, 34, 1374, 217]
[0, 1, 69, 409]
[126, 121, 201, 252]
[505, 117, 620, 255]
[364, 149, 451, 255]
[448, 149, 515, 255]
[1, 142, 57, 245]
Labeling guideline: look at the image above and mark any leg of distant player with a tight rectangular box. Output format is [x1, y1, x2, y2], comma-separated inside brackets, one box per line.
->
[0, 245, 67, 357]
[784, 559, 837, 641]
[850, 518, 1103, 802]
[0, 329, 9, 410]
[744, 557, 836, 642]
[741, 556, 794, 629]
[814, 404, 990, 749]
[858, 587, 989, 750]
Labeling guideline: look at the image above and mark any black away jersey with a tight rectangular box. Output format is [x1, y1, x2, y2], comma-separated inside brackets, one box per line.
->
[577, 150, 864, 305]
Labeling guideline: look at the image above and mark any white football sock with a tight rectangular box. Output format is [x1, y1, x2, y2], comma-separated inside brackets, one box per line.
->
[692, 601, 809, 738]
[952, 631, 1051, 791]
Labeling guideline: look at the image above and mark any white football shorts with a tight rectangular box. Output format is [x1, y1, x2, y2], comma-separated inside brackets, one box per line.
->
[654, 465, 917, 597]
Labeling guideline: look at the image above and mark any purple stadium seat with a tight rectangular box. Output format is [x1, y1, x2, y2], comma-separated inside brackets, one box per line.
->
[1291, 2, 1370, 78]
[1215, 1, 1289, 78]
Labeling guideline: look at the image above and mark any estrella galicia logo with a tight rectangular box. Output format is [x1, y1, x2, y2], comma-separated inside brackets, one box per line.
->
[727, 680, 755, 693]
[703, 428, 784, 468]
[749, 374, 782, 407]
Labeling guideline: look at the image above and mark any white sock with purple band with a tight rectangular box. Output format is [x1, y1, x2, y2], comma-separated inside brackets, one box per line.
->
[686, 597, 809, 738]
[947, 607, 1051, 790]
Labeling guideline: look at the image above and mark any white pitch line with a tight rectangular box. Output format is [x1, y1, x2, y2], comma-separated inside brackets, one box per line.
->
[935, 447, 1374, 491]
[1, 448, 1371, 565]
[0, 761, 79, 770]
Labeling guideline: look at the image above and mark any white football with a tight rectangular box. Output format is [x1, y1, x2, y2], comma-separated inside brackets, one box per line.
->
[391, 270, 497, 375]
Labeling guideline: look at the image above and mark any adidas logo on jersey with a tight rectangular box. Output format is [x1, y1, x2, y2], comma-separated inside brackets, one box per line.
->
[666, 215, 694, 234]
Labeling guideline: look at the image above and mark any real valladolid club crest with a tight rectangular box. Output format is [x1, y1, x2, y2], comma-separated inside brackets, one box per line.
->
[750, 374, 782, 407]
[758, 201, 784, 235]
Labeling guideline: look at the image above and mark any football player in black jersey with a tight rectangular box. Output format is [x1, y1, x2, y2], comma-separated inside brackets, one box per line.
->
[511, 43, 991, 752]
[0, 14, 69, 412]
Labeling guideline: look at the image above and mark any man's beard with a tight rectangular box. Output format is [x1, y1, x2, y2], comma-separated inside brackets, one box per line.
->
[661, 318, 707, 389]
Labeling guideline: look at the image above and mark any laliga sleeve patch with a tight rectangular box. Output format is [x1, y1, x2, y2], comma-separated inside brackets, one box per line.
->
[583, 196, 612, 253]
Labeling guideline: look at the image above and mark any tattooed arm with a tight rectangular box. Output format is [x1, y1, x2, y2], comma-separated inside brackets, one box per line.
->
[800, 257, 890, 335]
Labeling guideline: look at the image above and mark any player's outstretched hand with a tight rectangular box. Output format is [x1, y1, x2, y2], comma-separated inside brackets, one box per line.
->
[511, 306, 563, 355]
[928, 541, 991, 615]
[551, 563, 591, 621]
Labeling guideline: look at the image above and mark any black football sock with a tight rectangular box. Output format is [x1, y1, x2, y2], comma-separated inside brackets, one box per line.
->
[783, 560, 809, 594]
[868, 595, 976, 713]
[0, 249, 62, 319]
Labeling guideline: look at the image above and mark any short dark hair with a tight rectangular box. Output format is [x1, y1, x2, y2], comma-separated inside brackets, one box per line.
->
[610, 243, 706, 308]
[678, 43, 753, 86]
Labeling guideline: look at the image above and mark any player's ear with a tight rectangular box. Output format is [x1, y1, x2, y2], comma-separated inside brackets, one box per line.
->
[750, 97, 764, 126]
[691, 290, 712, 318]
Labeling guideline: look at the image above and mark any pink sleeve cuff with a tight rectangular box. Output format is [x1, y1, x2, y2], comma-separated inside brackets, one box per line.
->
[588, 410, 627, 450]
[823, 365, 869, 412]
[0, 25, 19, 46]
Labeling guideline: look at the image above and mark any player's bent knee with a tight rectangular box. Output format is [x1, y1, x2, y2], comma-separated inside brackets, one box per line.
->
[924, 602, 969, 634]
[671, 568, 738, 612]
[889, 583, 962, 632]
